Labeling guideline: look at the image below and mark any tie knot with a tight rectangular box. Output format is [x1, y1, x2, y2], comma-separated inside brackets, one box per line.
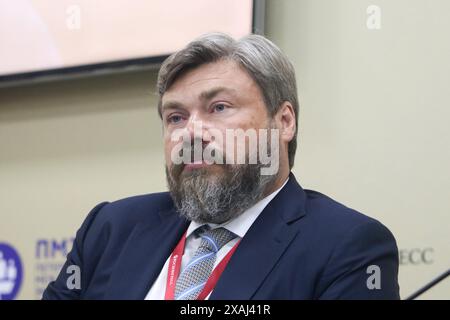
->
[198, 227, 237, 253]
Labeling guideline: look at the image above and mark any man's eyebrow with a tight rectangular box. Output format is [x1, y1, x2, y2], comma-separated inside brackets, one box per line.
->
[160, 100, 183, 114]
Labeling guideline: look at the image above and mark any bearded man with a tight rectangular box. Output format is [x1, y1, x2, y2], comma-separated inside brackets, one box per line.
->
[43, 33, 400, 300]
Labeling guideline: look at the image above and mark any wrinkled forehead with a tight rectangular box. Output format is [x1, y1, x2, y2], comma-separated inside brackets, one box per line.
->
[161, 60, 263, 111]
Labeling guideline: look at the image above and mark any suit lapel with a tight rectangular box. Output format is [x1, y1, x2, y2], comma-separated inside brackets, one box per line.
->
[103, 208, 189, 299]
[210, 174, 307, 300]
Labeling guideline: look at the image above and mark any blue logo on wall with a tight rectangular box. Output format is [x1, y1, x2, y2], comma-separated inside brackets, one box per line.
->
[0, 243, 23, 300]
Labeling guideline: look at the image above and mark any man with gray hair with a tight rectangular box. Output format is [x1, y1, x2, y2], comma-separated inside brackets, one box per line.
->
[43, 33, 400, 300]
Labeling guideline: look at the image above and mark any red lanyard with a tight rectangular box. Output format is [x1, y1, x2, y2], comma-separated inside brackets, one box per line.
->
[164, 230, 240, 300]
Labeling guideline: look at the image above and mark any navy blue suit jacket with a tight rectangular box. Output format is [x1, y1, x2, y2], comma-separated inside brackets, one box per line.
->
[43, 174, 400, 299]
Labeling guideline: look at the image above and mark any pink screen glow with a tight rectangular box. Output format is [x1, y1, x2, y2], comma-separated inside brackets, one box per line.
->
[0, 0, 253, 75]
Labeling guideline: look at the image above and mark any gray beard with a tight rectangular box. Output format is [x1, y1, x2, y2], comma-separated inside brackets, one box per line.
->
[166, 163, 277, 224]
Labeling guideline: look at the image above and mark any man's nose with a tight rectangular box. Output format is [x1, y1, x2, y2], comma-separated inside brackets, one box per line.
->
[185, 112, 212, 143]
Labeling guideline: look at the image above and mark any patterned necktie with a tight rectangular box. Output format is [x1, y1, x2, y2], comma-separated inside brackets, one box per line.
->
[174, 227, 237, 300]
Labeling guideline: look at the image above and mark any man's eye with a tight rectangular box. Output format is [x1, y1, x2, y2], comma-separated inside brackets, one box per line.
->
[213, 103, 227, 112]
[168, 115, 183, 124]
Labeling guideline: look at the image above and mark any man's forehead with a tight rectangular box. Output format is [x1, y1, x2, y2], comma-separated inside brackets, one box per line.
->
[161, 62, 258, 107]
[168, 60, 246, 90]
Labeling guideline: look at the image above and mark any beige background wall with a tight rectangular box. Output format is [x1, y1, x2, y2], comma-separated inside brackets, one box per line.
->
[0, 0, 449, 299]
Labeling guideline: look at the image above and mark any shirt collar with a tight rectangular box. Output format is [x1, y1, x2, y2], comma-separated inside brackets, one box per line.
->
[186, 177, 289, 239]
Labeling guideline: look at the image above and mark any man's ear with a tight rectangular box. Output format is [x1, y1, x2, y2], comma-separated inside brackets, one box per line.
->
[275, 101, 296, 144]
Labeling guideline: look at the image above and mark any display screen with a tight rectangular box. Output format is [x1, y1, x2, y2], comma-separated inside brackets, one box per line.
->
[0, 0, 254, 81]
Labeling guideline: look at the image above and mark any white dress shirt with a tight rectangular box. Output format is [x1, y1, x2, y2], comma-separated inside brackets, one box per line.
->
[145, 177, 288, 300]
